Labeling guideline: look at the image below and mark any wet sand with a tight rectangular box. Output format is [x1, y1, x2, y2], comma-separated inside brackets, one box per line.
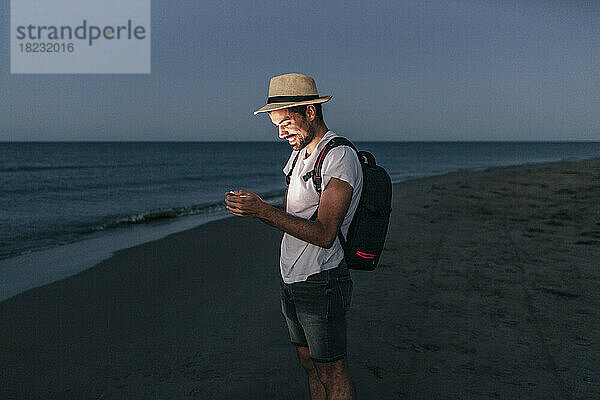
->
[1, 158, 599, 399]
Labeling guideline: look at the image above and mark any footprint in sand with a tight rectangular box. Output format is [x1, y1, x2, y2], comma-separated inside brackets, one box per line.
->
[573, 240, 600, 245]
[573, 335, 592, 347]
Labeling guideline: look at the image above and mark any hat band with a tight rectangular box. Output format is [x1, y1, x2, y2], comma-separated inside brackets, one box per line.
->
[267, 95, 320, 104]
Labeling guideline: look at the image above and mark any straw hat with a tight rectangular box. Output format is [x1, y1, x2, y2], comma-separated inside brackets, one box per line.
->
[253, 73, 332, 115]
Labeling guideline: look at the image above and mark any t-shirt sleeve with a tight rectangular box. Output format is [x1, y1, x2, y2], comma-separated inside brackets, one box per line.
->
[283, 150, 299, 176]
[321, 146, 362, 191]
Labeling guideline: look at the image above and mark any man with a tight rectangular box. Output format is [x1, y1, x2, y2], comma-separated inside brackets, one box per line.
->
[225, 73, 362, 400]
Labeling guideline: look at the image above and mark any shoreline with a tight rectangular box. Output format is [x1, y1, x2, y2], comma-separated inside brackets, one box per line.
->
[2, 155, 598, 303]
[1, 157, 599, 398]
[0, 211, 231, 302]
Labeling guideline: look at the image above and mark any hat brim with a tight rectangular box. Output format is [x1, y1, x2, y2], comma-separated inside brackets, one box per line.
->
[253, 95, 332, 115]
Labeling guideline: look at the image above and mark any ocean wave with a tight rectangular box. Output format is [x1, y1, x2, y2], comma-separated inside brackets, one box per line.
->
[0, 163, 161, 173]
[2, 171, 284, 195]
[0, 190, 285, 261]
[98, 190, 285, 230]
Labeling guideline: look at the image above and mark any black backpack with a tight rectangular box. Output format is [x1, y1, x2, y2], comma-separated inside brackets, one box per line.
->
[286, 137, 392, 270]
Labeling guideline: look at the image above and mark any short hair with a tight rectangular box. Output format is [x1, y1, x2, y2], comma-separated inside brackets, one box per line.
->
[286, 103, 324, 122]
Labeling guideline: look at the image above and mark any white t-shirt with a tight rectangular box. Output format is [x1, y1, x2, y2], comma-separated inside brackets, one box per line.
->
[280, 131, 363, 284]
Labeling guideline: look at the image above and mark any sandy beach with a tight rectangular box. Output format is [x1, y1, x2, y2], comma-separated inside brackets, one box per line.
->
[1, 158, 599, 399]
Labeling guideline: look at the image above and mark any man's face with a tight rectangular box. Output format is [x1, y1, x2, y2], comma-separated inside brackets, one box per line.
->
[269, 108, 315, 151]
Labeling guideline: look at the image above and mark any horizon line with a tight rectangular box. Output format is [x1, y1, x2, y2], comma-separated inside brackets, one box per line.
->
[2, 139, 600, 144]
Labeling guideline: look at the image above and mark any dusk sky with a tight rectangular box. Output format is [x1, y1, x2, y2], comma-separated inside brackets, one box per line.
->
[1, 0, 599, 141]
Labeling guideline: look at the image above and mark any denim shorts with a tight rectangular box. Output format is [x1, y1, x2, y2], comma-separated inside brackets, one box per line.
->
[280, 262, 353, 363]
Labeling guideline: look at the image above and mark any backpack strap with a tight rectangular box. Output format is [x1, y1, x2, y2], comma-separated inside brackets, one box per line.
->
[308, 137, 359, 248]
[285, 151, 301, 186]
[311, 137, 357, 195]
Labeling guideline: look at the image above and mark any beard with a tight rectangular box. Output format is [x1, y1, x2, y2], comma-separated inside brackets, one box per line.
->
[292, 121, 316, 151]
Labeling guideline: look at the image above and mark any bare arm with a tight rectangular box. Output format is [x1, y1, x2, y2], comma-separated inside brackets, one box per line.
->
[225, 178, 352, 248]
[258, 186, 288, 227]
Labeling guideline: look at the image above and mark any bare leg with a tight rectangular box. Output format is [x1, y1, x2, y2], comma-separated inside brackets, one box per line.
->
[314, 358, 357, 400]
[297, 346, 326, 400]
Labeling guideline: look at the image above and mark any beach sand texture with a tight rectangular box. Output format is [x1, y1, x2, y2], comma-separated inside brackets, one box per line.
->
[1, 158, 599, 399]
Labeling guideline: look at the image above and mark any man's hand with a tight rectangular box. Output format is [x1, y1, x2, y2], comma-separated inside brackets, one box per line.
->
[224, 178, 353, 249]
[225, 190, 267, 218]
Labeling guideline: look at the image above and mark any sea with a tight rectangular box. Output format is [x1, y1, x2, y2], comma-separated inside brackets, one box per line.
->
[1, 141, 600, 300]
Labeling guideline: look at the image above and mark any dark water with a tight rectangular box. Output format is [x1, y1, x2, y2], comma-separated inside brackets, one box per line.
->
[1, 141, 600, 260]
